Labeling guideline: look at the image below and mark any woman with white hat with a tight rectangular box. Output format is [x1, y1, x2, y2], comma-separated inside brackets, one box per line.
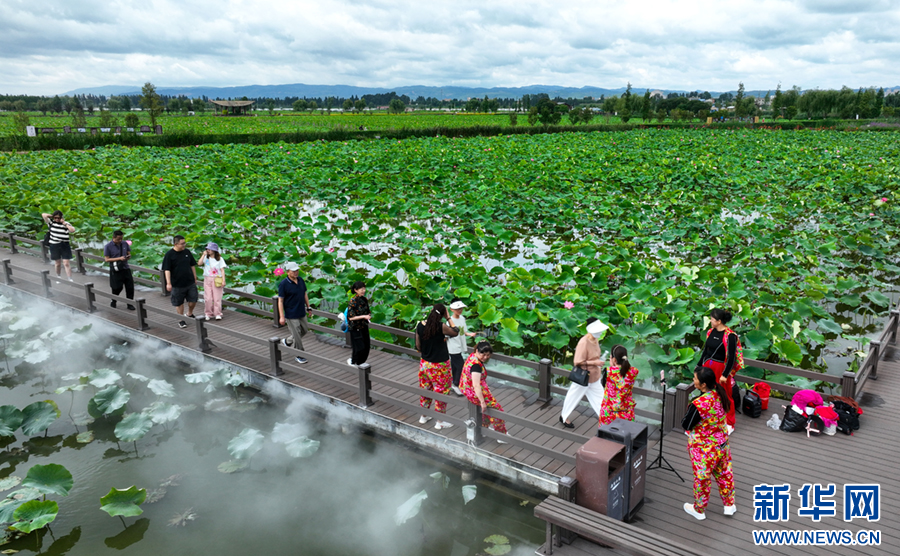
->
[199, 242, 227, 320]
[559, 318, 608, 428]
[447, 298, 477, 395]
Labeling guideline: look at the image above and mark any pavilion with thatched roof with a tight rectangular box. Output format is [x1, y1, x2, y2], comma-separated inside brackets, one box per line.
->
[210, 100, 255, 116]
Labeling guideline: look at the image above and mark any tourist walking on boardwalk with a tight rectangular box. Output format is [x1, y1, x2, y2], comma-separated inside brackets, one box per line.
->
[103, 230, 134, 310]
[698, 308, 741, 434]
[198, 242, 227, 321]
[459, 341, 508, 440]
[682, 366, 736, 521]
[161, 235, 198, 329]
[559, 318, 608, 428]
[447, 299, 477, 395]
[599, 344, 639, 426]
[346, 280, 371, 367]
[415, 303, 459, 430]
[278, 262, 311, 364]
[41, 210, 76, 282]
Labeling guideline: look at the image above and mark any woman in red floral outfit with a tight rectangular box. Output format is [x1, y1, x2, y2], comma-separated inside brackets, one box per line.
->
[599, 345, 639, 426]
[460, 341, 508, 437]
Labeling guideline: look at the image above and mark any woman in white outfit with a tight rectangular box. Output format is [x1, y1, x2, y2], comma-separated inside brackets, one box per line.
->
[559, 318, 608, 428]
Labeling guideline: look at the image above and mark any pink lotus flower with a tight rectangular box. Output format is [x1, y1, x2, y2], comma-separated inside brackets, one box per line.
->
[185, 165, 189, 168]
[274, 268, 285, 276]
[563, 301, 574, 309]
[882, 197, 889, 202]
[327, 247, 335, 253]
[126, 240, 132, 246]
[111, 180, 118, 184]
[870, 212, 875, 216]
[159, 178, 163, 181]
[73, 168, 78, 172]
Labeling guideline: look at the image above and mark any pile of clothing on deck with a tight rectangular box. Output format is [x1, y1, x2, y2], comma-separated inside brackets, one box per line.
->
[771, 389, 863, 437]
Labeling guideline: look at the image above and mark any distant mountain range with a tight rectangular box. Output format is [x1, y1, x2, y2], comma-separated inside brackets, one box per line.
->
[62, 83, 900, 100]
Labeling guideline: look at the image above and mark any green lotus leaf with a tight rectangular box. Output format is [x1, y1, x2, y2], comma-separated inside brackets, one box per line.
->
[127, 373, 150, 382]
[498, 328, 524, 349]
[88, 385, 130, 418]
[184, 371, 215, 384]
[88, 368, 122, 388]
[817, 319, 843, 336]
[499, 318, 519, 332]
[632, 322, 661, 338]
[484, 535, 509, 545]
[54, 383, 88, 394]
[147, 379, 176, 398]
[669, 348, 697, 366]
[478, 306, 502, 326]
[11, 499, 58, 533]
[774, 339, 803, 366]
[115, 413, 153, 442]
[217, 460, 249, 474]
[866, 291, 890, 307]
[0, 476, 22, 492]
[0, 405, 24, 437]
[284, 436, 320, 458]
[99, 486, 147, 517]
[513, 309, 539, 326]
[227, 428, 264, 460]
[462, 484, 477, 505]
[21, 401, 60, 436]
[76, 431, 94, 444]
[541, 329, 570, 350]
[394, 490, 428, 526]
[659, 322, 692, 344]
[145, 402, 182, 424]
[22, 463, 73, 497]
[485, 544, 512, 555]
[0, 498, 23, 524]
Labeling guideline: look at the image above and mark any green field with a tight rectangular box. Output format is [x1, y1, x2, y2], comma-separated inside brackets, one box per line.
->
[1, 128, 898, 384]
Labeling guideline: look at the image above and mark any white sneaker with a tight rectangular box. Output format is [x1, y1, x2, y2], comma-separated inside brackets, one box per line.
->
[347, 358, 356, 367]
[280, 338, 292, 347]
[451, 386, 463, 396]
[68, 277, 74, 282]
[215, 316, 222, 320]
[683, 503, 706, 521]
[205, 316, 211, 321]
[724, 505, 737, 516]
[418, 415, 432, 425]
[434, 421, 453, 430]
[726, 425, 734, 436]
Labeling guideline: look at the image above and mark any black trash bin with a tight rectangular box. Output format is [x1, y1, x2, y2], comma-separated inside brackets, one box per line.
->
[599, 418, 648, 521]
[575, 437, 628, 520]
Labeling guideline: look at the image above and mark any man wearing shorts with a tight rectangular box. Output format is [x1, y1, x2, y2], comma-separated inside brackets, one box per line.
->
[41, 210, 76, 282]
[161, 235, 198, 329]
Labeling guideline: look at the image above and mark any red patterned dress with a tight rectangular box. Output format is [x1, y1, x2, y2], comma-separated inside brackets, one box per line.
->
[459, 353, 507, 434]
[686, 391, 735, 513]
[598, 365, 639, 426]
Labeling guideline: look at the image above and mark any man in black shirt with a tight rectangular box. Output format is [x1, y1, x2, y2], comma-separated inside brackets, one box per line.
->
[161, 235, 198, 329]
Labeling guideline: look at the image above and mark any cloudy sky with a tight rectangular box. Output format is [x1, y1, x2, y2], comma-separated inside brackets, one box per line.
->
[3, 0, 899, 95]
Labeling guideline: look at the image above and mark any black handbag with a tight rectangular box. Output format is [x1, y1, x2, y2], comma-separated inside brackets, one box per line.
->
[568, 366, 590, 387]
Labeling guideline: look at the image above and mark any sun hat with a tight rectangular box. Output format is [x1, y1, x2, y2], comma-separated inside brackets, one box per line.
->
[284, 262, 300, 272]
[449, 301, 467, 310]
[586, 320, 609, 338]
[206, 242, 220, 252]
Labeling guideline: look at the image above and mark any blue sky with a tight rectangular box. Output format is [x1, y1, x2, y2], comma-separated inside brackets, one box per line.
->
[2, 0, 899, 95]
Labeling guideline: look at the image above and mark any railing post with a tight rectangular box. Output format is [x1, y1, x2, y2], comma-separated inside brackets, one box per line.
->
[83, 282, 96, 312]
[40, 241, 50, 263]
[194, 318, 211, 353]
[1, 259, 13, 285]
[557, 476, 578, 546]
[841, 371, 857, 400]
[869, 340, 881, 381]
[890, 309, 900, 345]
[135, 298, 148, 330]
[7, 233, 17, 254]
[271, 295, 281, 328]
[664, 386, 677, 434]
[268, 337, 285, 376]
[74, 248, 86, 274]
[673, 383, 693, 430]
[466, 403, 484, 446]
[159, 270, 169, 296]
[358, 363, 373, 408]
[537, 358, 552, 404]
[40, 270, 53, 297]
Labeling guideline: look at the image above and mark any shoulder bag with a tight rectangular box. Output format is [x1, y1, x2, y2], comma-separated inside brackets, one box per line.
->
[568, 366, 590, 387]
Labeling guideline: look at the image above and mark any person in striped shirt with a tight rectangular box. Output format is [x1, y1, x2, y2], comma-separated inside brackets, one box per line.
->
[41, 210, 76, 281]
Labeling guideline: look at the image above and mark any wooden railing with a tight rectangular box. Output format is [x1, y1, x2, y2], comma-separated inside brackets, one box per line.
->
[6, 230, 895, 436]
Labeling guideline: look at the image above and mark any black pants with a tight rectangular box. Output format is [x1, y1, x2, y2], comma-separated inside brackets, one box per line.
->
[351, 327, 370, 365]
[110, 269, 134, 305]
[450, 353, 465, 387]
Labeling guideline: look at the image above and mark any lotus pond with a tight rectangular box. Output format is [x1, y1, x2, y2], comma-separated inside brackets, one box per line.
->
[0, 294, 543, 555]
[1, 128, 900, 388]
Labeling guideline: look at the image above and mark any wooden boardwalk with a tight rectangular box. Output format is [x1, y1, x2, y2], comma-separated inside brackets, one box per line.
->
[2, 243, 897, 556]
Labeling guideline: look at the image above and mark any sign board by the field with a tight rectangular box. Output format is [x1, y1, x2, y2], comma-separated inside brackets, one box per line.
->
[26, 126, 36, 137]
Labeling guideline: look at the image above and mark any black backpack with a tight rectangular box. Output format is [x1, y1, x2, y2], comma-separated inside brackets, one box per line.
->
[832, 400, 861, 435]
[742, 389, 762, 418]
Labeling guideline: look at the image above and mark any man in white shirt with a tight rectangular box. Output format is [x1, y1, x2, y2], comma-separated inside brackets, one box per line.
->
[447, 299, 477, 395]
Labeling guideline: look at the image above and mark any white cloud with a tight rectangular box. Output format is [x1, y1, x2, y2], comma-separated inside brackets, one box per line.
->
[1, 0, 899, 95]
